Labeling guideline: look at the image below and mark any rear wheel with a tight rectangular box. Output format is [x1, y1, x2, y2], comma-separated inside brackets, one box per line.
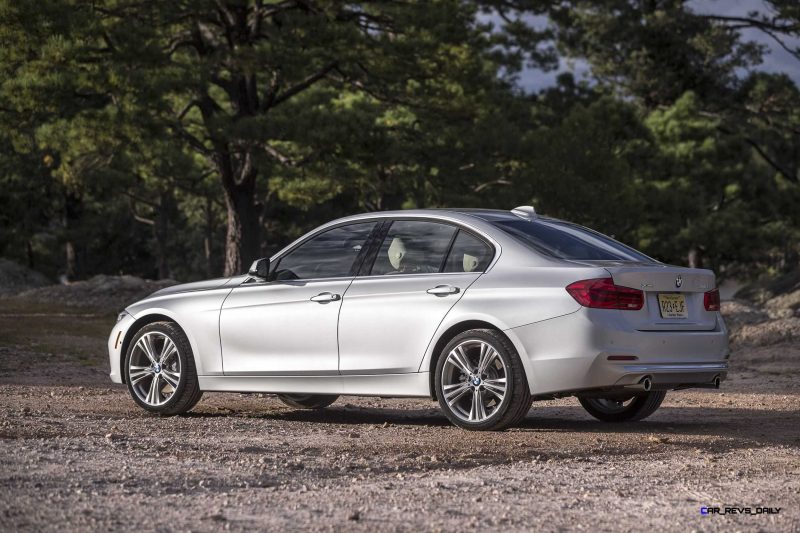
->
[435, 329, 531, 431]
[124, 322, 203, 415]
[579, 391, 666, 422]
[277, 394, 339, 409]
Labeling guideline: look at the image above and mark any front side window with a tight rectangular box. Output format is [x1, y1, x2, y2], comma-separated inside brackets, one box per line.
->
[273, 222, 376, 280]
[443, 231, 493, 273]
[493, 218, 653, 262]
[370, 221, 456, 275]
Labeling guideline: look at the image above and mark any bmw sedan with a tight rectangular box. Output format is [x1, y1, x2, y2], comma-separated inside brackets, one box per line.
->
[108, 207, 729, 430]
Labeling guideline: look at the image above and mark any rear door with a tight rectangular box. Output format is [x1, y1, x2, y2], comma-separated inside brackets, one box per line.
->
[338, 220, 494, 374]
[603, 264, 718, 331]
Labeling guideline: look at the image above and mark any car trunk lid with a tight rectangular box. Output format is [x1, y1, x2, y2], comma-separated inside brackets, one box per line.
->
[582, 262, 718, 331]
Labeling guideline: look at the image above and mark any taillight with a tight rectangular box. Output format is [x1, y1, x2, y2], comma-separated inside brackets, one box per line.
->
[566, 278, 644, 310]
[704, 289, 720, 311]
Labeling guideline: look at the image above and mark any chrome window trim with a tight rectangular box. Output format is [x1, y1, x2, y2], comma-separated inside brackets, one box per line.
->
[248, 213, 502, 284]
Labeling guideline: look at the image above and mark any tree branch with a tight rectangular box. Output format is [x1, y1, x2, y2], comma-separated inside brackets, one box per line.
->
[743, 136, 798, 183]
[270, 61, 338, 107]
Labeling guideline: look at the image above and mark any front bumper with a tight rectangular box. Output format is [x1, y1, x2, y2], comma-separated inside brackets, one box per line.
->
[507, 308, 730, 396]
[108, 312, 136, 384]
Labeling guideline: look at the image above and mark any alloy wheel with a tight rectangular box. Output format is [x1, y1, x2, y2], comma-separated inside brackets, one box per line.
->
[585, 397, 636, 414]
[440, 339, 508, 423]
[128, 331, 182, 407]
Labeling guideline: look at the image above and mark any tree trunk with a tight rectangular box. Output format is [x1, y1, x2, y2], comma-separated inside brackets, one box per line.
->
[154, 189, 175, 280]
[26, 239, 35, 270]
[63, 190, 82, 281]
[204, 197, 214, 278]
[222, 178, 259, 277]
[688, 246, 703, 269]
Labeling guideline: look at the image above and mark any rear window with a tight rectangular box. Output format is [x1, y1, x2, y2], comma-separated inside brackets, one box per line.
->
[493, 218, 653, 262]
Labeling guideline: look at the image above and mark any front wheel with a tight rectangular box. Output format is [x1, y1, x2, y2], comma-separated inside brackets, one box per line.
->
[435, 329, 531, 431]
[277, 394, 339, 409]
[579, 391, 666, 422]
[124, 322, 203, 416]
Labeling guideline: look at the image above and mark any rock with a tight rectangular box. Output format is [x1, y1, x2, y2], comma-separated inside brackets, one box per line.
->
[729, 317, 800, 347]
[8, 275, 178, 313]
[0, 258, 51, 295]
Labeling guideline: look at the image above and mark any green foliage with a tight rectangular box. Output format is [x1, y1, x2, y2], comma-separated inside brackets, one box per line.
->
[0, 0, 798, 281]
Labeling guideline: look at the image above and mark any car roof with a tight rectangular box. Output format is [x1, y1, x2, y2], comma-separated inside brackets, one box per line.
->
[337, 208, 523, 223]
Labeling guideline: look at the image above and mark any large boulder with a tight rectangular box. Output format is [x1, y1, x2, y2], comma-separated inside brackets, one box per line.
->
[0, 258, 52, 296]
[9, 274, 178, 314]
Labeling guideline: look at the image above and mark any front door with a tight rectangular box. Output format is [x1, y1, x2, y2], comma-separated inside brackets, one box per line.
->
[220, 221, 377, 375]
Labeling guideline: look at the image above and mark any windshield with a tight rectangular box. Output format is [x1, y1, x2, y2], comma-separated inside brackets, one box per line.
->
[493, 218, 654, 262]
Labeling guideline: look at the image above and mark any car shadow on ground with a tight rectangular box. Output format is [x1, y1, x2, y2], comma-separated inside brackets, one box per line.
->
[186, 402, 800, 450]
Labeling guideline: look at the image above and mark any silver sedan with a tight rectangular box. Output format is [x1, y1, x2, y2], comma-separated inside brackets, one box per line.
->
[108, 207, 729, 430]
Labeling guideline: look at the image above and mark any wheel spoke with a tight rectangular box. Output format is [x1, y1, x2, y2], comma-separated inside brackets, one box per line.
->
[443, 382, 471, 407]
[159, 338, 177, 364]
[129, 366, 152, 386]
[477, 346, 498, 374]
[469, 389, 487, 421]
[482, 378, 506, 399]
[446, 346, 473, 376]
[137, 335, 158, 364]
[146, 374, 161, 404]
[161, 369, 180, 389]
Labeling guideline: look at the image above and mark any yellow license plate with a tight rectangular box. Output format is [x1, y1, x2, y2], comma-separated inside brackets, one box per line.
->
[658, 293, 687, 319]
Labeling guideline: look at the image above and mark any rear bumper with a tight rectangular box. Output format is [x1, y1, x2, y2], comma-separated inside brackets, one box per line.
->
[611, 361, 728, 390]
[506, 308, 730, 395]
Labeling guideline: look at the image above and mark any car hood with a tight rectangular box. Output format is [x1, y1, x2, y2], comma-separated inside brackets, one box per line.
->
[147, 275, 246, 298]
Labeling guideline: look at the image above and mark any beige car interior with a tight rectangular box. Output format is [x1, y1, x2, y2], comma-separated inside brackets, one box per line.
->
[385, 236, 481, 273]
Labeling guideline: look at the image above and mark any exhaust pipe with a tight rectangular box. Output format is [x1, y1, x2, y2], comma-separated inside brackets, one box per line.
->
[624, 376, 652, 392]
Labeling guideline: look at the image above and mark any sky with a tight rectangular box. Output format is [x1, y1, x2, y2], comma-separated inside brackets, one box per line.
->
[513, 0, 800, 92]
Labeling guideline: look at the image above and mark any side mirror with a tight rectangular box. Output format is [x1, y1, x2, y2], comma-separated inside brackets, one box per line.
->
[248, 258, 269, 280]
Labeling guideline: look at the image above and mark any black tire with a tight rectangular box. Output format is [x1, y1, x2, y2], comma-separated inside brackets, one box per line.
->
[124, 321, 203, 416]
[579, 391, 666, 422]
[435, 329, 532, 431]
[277, 394, 339, 409]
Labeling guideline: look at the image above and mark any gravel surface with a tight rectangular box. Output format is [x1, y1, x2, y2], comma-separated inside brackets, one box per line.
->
[1, 305, 799, 531]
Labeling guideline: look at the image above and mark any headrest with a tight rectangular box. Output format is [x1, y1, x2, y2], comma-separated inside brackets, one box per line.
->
[463, 253, 479, 272]
[388, 237, 406, 269]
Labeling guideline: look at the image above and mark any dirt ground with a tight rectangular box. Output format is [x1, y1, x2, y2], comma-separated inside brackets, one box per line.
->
[1, 303, 799, 532]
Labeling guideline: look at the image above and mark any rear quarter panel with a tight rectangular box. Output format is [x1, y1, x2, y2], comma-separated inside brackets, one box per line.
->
[417, 264, 608, 388]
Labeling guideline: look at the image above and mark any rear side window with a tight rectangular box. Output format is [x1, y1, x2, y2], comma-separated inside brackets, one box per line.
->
[494, 219, 653, 262]
[370, 221, 456, 275]
[273, 222, 376, 280]
[443, 231, 492, 273]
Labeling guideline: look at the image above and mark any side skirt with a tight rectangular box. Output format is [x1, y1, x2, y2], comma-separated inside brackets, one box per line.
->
[198, 372, 431, 397]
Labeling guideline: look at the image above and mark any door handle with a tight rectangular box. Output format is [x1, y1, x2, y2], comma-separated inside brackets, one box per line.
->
[426, 285, 460, 296]
[310, 292, 341, 303]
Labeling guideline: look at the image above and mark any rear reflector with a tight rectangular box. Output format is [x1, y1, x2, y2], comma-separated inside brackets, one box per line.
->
[607, 355, 638, 361]
[566, 278, 644, 310]
[704, 289, 721, 311]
